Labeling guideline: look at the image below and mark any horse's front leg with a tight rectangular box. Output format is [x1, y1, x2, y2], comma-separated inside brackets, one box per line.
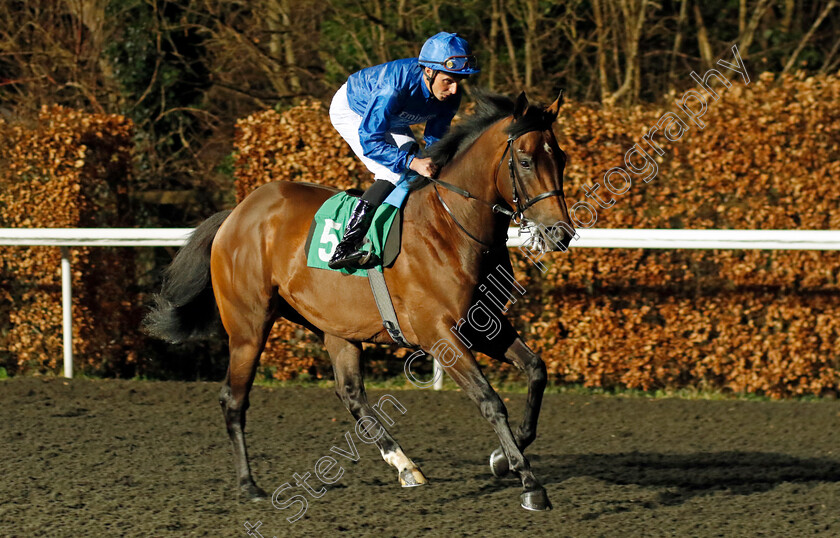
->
[424, 323, 551, 511]
[487, 337, 547, 479]
[464, 318, 548, 478]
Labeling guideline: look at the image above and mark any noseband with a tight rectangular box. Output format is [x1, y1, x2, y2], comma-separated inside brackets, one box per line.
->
[429, 127, 565, 248]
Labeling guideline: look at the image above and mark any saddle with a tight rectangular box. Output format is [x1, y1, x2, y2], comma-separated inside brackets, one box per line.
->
[304, 173, 429, 346]
[304, 173, 426, 276]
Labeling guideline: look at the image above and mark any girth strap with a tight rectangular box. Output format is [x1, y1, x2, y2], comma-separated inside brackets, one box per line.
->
[366, 268, 415, 348]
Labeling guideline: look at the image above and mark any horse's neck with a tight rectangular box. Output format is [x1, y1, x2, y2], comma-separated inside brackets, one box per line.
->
[406, 122, 509, 271]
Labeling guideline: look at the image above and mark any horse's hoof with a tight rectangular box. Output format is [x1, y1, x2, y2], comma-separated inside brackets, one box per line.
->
[240, 483, 268, 501]
[399, 468, 428, 487]
[520, 488, 552, 511]
[489, 447, 510, 477]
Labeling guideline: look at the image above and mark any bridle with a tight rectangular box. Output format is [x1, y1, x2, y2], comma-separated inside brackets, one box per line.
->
[429, 126, 565, 249]
[495, 132, 565, 219]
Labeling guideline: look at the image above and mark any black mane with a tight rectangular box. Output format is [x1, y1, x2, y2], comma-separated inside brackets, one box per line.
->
[427, 91, 556, 169]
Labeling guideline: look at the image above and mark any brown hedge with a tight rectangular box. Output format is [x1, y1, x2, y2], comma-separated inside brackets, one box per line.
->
[525, 70, 840, 398]
[232, 72, 840, 397]
[0, 106, 140, 376]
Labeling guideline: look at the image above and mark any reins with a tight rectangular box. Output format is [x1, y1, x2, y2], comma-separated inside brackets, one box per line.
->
[428, 124, 564, 249]
[432, 182, 500, 248]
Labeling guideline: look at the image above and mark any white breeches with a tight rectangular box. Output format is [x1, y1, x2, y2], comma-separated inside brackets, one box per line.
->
[329, 83, 417, 185]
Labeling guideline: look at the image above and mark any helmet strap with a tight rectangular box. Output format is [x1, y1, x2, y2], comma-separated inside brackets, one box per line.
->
[424, 69, 440, 100]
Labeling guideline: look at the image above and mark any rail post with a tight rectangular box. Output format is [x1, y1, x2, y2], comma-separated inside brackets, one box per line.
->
[60, 246, 73, 378]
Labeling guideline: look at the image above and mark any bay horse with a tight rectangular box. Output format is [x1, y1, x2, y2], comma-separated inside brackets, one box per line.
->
[145, 90, 574, 511]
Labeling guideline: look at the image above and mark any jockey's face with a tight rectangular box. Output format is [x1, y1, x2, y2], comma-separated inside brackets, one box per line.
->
[424, 68, 465, 101]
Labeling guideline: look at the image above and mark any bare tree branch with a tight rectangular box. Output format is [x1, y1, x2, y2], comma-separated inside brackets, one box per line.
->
[783, 0, 837, 73]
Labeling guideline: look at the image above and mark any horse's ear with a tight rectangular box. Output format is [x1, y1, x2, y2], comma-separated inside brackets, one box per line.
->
[546, 89, 565, 119]
[513, 91, 528, 119]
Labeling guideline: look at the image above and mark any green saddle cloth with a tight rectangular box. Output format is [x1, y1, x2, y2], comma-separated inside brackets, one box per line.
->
[305, 192, 402, 276]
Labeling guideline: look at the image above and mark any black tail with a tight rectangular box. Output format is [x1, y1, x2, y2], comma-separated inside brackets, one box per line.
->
[144, 210, 232, 343]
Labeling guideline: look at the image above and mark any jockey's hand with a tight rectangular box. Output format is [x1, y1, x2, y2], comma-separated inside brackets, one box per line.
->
[409, 157, 439, 178]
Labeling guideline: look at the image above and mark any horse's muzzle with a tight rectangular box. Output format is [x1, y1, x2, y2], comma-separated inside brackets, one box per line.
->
[545, 224, 575, 251]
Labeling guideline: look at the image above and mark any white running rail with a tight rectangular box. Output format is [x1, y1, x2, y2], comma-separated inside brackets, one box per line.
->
[2, 227, 839, 382]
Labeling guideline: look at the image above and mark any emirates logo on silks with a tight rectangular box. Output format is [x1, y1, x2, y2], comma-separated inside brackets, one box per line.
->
[398, 111, 429, 123]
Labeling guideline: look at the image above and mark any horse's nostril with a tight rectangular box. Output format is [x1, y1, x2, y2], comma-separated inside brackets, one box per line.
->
[547, 226, 564, 242]
[546, 226, 572, 250]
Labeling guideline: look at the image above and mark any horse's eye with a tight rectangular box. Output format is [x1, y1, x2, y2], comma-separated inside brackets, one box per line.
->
[519, 159, 531, 169]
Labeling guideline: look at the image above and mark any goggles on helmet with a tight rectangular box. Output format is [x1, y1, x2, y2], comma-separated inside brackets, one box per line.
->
[425, 55, 478, 73]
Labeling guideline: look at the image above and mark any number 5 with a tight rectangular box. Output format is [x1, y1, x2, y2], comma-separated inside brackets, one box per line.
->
[318, 219, 342, 262]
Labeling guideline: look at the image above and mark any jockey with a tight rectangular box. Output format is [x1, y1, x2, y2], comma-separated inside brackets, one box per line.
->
[327, 31, 480, 270]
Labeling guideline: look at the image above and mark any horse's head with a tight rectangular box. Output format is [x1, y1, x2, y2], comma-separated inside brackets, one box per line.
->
[497, 91, 575, 251]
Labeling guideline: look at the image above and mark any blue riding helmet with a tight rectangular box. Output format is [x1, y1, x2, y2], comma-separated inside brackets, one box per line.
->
[418, 32, 480, 75]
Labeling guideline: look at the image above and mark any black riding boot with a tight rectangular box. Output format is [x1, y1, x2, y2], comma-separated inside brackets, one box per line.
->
[328, 199, 377, 269]
[328, 179, 396, 270]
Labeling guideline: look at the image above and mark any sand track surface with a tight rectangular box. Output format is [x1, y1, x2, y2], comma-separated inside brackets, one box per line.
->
[2, 377, 840, 537]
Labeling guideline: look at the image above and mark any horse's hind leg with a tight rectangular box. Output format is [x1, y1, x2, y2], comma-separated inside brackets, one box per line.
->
[218, 296, 278, 500]
[324, 334, 427, 487]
